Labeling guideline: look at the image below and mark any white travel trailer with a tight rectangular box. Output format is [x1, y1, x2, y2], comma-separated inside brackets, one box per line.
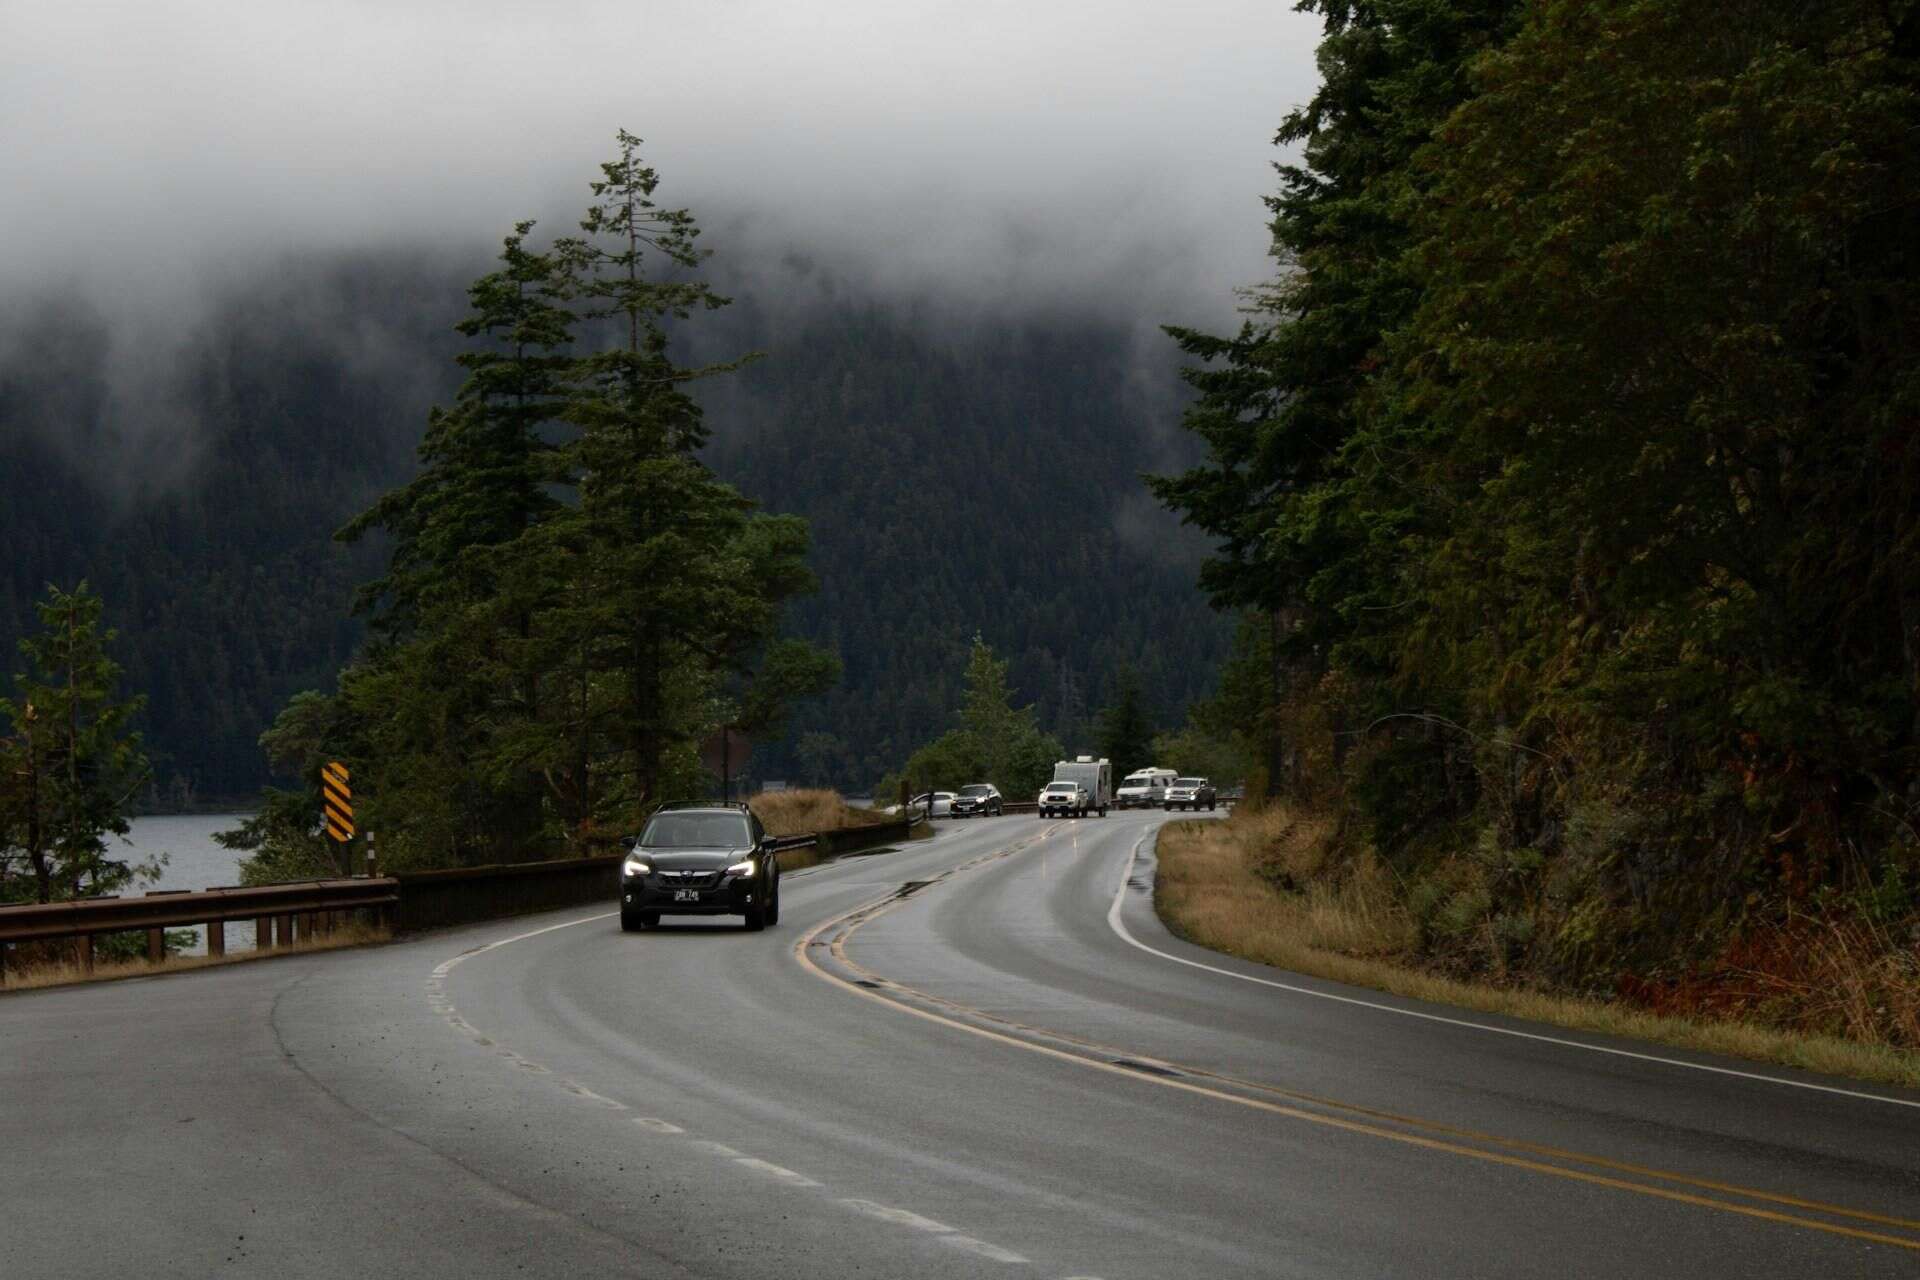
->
[1116, 767, 1176, 809]
[1048, 756, 1112, 816]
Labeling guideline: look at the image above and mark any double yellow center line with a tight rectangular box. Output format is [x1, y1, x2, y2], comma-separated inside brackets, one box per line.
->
[795, 825, 1920, 1254]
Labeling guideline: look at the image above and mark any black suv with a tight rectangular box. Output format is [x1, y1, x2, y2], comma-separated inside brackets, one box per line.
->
[621, 803, 780, 932]
[950, 783, 1003, 818]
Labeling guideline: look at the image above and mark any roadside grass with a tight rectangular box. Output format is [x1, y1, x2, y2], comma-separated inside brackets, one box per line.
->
[0, 920, 391, 995]
[1153, 809, 1920, 1091]
[750, 789, 889, 837]
[774, 847, 822, 873]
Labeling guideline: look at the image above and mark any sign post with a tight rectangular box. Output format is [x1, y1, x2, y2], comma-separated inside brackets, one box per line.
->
[322, 761, 355, 873]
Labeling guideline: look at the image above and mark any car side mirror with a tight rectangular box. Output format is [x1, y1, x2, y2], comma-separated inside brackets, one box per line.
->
[759, 836, 777, 853]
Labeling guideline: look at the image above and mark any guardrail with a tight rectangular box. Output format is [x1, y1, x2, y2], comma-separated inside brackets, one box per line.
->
[0, 817, 925, 985]
[0, 878, 399, 983]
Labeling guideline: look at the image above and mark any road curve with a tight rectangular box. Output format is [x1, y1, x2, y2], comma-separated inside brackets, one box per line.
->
[5, 812, 1919, 1278]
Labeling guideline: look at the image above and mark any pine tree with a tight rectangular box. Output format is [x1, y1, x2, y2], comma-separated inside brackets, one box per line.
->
[0, 583, 152, 904]
[1095, 668, 1155, 780]
[538, 132, 831, 829]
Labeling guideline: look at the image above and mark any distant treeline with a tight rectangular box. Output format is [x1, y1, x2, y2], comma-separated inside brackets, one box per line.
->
[1156, 0, 1920, 1009]
[0, 214, 1227, 809]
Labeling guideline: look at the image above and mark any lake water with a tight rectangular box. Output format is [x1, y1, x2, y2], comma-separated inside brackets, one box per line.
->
[119, 813, 258, 953]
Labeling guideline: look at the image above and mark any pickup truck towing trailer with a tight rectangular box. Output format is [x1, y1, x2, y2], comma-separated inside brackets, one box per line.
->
[1048, 756, 1111, 817]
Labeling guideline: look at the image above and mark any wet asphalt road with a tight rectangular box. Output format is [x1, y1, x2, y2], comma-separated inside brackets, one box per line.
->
[5, 811, 1919, 1277]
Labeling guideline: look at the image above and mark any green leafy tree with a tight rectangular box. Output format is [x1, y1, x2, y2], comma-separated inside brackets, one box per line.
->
[0, 583, 152, 904]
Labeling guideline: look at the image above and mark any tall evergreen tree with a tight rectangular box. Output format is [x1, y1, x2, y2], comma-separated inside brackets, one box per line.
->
[1095, 668, 1155, 779]
[235, 133, 836, 865]
[0, 583, 152, 904]
[1149, 0, 1520, 797]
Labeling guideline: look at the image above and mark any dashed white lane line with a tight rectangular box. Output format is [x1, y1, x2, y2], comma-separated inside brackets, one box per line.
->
[563, 1082, 627, 1110]
[422, 870, 1061, 1273]
[1105, 830, 1920, 1111]
[733, 1157, 820, 1187]
[940, 1235, 1029, 1263]
[837, 1199, 955, 1233]
[631, 1117, 684, 1134]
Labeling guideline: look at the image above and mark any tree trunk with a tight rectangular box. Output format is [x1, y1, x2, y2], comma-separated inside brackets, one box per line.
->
[1266, 608, 1286, 800]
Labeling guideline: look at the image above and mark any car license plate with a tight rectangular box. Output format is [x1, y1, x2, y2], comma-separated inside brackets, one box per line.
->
[673, 889, 700, 902]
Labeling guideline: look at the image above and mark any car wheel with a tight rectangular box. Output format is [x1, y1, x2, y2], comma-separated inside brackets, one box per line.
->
[744, 899, 767, 931]
[767, 872, 781, 926]
[620, 910, 641, 933]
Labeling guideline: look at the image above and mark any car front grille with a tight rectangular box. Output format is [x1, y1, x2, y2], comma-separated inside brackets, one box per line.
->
[655, 870, 722, 889]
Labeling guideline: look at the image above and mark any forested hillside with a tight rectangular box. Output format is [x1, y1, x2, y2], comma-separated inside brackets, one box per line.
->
[1155, 0, 1920, 1046]
[0, 249, 1225, 803]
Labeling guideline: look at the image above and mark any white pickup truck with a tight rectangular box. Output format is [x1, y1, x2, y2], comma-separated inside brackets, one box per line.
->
[1042, 756, 1111, 817]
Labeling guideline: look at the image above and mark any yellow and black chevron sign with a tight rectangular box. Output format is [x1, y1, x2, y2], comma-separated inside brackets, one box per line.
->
[321, 761, 354, 842]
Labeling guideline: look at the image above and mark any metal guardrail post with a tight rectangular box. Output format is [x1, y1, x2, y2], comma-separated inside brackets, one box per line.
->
[207, 919, 225, 957]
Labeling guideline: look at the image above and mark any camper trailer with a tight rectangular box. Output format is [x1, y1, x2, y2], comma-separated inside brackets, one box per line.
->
[1046, 756, 1112, 817]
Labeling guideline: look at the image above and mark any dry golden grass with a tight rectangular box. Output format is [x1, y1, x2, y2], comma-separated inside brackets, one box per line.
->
[774, 847, 822, 873]
[749, 789, 889, 837]
[0, 920, 391, 994]
[1155, 809, 1920, 1090]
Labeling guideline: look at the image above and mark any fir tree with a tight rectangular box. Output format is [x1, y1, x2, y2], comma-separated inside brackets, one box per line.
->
[0, 583, 152, 904]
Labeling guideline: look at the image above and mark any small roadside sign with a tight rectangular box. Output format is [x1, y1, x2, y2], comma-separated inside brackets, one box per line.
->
[322, 761, 354, 842]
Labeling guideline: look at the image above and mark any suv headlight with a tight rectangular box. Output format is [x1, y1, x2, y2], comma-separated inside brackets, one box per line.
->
[622, 855, 652, 877]
[725, 858, 757, 877]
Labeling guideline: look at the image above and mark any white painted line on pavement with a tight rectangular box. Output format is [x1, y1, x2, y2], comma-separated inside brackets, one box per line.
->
[940, 1235, 1028, 1263]
[837, 1199, 955, 1233]
[431, 909, 616, 978]
[563, 1082, 627, 1110]
[632, 1117, 684, 1134]
[688, 1140, 742, 1157]
[733, 1158, 820, 1186]
[1106, 830, 1920, 1110]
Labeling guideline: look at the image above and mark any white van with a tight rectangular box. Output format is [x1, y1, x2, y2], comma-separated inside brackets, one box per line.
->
[1048, 756, 1112, 816]
[1116, 767, 1176, 809]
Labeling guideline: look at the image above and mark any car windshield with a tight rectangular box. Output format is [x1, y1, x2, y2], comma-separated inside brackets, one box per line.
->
[961, 785, 992, 796]
[640, 811, 751, 849]
[1176, 778, 1204, 787]
[1123, 776, 1155, 786]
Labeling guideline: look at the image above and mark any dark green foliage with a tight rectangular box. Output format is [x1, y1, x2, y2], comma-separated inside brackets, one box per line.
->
[0, 266, 1227, 807]
[1156, 0, 1920, 989]
[1095, 667, 1156, 779]
[236, 136, 838, 867]
[882, 636, 1064, 798]
[0, 583, 154, 903]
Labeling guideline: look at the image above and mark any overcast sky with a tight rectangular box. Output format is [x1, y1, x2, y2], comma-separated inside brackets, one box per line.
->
[5, 2, 1322, 320]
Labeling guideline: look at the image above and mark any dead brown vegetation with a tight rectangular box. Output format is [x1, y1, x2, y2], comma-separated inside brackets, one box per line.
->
[748, 789, 888, 838]
[1154, 808, 1920, 1089]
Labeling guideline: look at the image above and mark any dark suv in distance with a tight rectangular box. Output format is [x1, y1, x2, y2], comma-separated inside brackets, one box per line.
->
[621, 803, 780, 932]
[1164, 777, 1217, 811]
[950, 783, 1003, 818]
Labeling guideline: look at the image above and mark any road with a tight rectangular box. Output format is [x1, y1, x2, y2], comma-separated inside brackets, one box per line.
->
[5, 811, 1919, 1277]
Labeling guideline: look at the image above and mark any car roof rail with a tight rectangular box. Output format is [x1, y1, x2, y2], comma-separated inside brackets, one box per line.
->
[654, 799, 752, 812]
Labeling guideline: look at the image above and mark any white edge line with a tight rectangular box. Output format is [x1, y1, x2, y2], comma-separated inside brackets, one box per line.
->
[1106, 829, 1920, 1111]
[432, 909, 617, 977]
